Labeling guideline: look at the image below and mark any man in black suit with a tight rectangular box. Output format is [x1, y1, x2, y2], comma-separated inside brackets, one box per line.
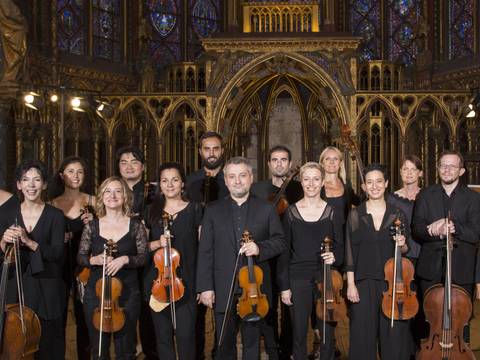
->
[197, 156, 286, 360]
[251, 145, 302, 360]
[186, 131, 229, 359]
[412, 150, 480, 340]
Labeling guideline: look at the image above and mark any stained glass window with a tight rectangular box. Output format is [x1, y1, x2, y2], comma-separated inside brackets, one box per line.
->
[57, 0, 86, 55]
[387, 0, 421, 65]
[350, 0, 382, 61]
[147, 0, 181, 68]
[92, 0, 122, 62]
[449, 0, 474, 59]
[189, 0, 221, 59]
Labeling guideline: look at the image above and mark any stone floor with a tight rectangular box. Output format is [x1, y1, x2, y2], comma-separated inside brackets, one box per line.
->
[66, 300, 480, 359]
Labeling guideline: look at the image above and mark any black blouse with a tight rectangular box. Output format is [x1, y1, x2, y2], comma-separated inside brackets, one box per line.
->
[344, 202, 408, 281]
[77, 218, 148, 300]
[277, 203, 344, 291]
[387, 193, 421, 259]
[321, 179, 360, 224]
[15, 204, 66, 320]
[143, 202, 203, 301]
[0, 196, 19, 235]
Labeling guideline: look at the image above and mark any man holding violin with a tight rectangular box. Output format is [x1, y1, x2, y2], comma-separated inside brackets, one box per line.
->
[251, 145, 302, 360]
[197, 156, 286, 360]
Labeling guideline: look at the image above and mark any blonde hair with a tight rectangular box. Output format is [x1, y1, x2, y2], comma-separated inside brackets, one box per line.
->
[299, 162, 324, 181]
[319, 146, 347, 183]
[95, 176, 133, 217]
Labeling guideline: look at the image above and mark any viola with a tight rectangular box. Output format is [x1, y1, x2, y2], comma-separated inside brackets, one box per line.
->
[382, 218, 418, 326]
[0, 232, 41, 359]
[417, 213, 474, 359]
[151, 213, 185, 327]
[267, 166, 300, 216]
[92, 239, 125, 356]
[316, 236, 347, 337]
[237, 230, 269, 322]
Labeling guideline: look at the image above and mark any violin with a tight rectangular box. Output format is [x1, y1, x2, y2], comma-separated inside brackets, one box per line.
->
[382, 218, 418, 326]
[92, 240, 125, 357]
[76, 203, 94, 296]
[268, 166, 300, 216]
[237, 230, 269, 322]
[0, 226, 41, 359]
[417, 213, 475, 359]
[151, 213, 185, 327]
[316, 236, 347, 341]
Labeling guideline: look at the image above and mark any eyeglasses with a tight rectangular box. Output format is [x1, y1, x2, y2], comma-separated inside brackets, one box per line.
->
[438, 164, 460, 171]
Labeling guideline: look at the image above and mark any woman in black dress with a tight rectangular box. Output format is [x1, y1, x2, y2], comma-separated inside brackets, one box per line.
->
[78, 176, 147, 359]
[319, 146, 360, 223]
[388, 155, 423, 262]
[278, 162, 343, 360]
[50, 156, 95, 359]
[345, 164, 411, 360]
[144, 162, 202, 360]
[1, 160, 66, 359]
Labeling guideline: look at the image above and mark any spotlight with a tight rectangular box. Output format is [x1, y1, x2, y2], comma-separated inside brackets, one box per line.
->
[50, 94, 59, 103]
[95, 100, 114, 118]
[24, 91, 44, 110]
[466, 104, 475, 118]
[71, 97, 88, 112]
[466, 88, 480, 119]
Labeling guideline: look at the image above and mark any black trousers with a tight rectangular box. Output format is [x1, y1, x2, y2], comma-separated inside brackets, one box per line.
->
[279, 301, 293, 359]
[349, 279, 411, 360]
[139, 299, 159, 359]
[151, 295, 197, 360]
[214, 301, 261, 360]
[63, 279, 90, 360]
[84, 291, 140, 360]
[259, 294, 279, 359]
[290, 278, 335, 360]
[37, 317, 65, 360]
[195, 303, 209, 360]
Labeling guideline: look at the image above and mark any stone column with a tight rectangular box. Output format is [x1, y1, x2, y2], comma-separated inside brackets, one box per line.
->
[0, 100, 13, 188]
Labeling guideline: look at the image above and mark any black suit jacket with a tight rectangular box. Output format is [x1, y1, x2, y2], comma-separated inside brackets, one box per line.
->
[196, 194, 286, 312]
[412, 184, 480, 285]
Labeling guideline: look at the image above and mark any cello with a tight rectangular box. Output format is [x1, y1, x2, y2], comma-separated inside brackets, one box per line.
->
[417, 213, 475, 359]
[316, 236, 347, 344]
[382, 217, 418, 326]
[237, 230, 269, 322]
[92, 239, 126, 357]
[0, 223, 41, 359]
[151, 213, 185, 328]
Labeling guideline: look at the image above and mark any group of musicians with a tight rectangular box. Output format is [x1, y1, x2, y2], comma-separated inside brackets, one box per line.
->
[0, 130, 479, 360]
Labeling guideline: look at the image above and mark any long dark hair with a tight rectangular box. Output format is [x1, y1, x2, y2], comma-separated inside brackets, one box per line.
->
[48, 156, 88, 200]
[147, 162, 188, 225]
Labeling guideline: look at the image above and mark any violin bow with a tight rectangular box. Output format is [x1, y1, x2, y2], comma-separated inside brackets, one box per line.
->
[13, 218, 26, 333]
[391, 217, 402, 328]
[217, 247, 243, 349]
[165, 217, 177, 331]
[98, 245, 107, 358]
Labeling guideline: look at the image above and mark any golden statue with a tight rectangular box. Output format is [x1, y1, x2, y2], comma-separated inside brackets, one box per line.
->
[0, 0, 27, 83]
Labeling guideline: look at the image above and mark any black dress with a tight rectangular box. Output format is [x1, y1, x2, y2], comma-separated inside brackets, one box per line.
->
[78, 217, 147, 360]
[144, 202, 203, 360]
[277, 203, 344, 360]
[63, 214, 91, 360]
[344, 202, 411, 360]
[5, 204, 66, 360]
